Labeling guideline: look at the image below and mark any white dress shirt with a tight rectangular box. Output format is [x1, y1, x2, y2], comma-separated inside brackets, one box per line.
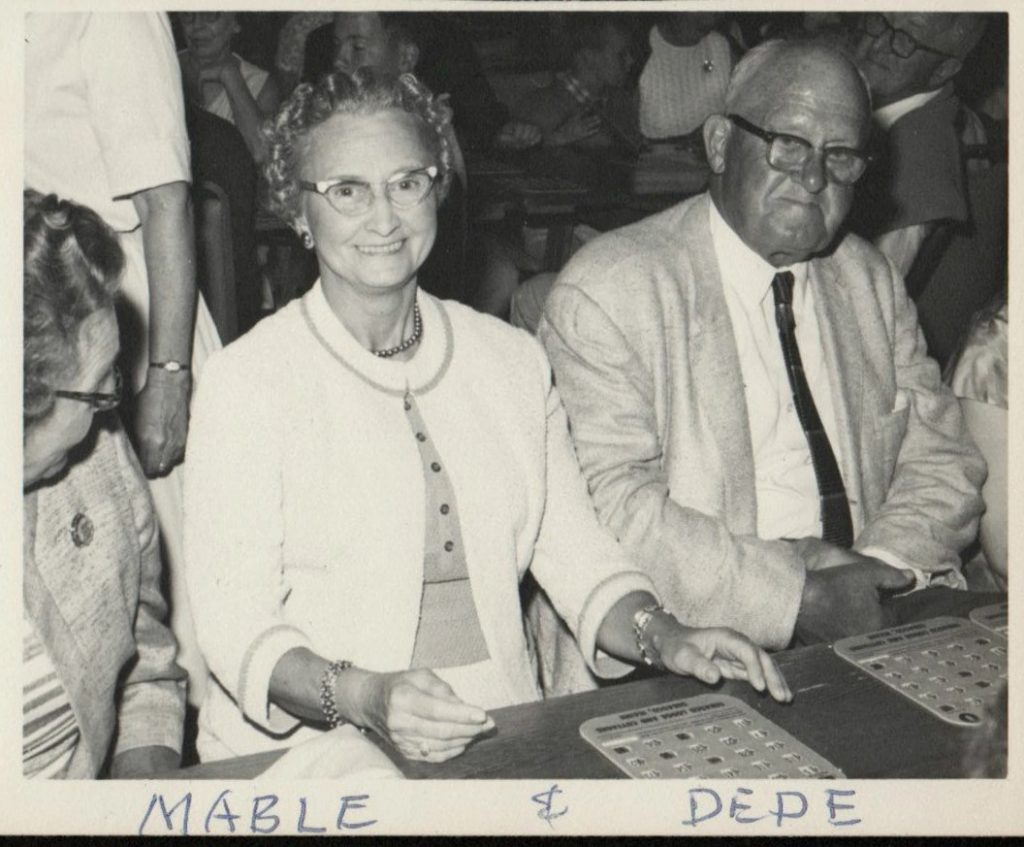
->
[709, 199, 841, 541]
[873, 87, 943, 131]
[709, 200, 921, 580]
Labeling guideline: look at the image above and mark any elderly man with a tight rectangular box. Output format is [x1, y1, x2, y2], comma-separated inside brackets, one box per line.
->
[848, 12, 987, 279]
[538, 40, 985, 649]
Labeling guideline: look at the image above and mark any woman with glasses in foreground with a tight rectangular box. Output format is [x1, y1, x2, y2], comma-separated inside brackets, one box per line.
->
[22, 190, 186, 778]
[184, 70, 790, 764]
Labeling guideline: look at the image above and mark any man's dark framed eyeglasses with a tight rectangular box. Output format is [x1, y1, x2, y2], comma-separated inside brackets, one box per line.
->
[726, 114, 872, 186]
[55, 366, 123, 412]
[858, 13, 959, 60]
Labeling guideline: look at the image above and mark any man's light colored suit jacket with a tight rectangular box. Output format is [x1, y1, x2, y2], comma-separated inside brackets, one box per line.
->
[539, 193, 985, 649]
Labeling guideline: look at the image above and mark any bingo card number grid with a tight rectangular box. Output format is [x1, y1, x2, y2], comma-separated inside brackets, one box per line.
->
[833, 616, 1007, 728]
[579, 694, 845, 779]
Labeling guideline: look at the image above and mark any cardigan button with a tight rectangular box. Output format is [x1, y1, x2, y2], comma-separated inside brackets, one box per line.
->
[444, 540, 454, 552]
[440, 503, 450, 515]
[431, 462, 441, 473]
[416, 432, 426, 442]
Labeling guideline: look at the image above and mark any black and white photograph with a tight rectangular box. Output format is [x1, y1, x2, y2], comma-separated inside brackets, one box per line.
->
[5, 0, 1019, 836]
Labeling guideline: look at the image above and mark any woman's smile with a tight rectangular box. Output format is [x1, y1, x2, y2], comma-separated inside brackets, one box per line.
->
[356, 239, 406, 256]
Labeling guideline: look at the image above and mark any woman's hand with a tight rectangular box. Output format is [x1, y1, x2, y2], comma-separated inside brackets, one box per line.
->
[353, 669, 495, 763]
[133, 369, 191, 477]
[658, 624, 792, 704]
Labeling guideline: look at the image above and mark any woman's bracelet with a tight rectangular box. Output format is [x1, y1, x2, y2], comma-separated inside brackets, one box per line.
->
[633, 604, 668, 670]
[318, 659, 354, 729]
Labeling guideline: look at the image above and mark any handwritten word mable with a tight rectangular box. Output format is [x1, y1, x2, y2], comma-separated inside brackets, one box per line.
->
[683, 787, 861, 828]
[138, 791, 377, 835]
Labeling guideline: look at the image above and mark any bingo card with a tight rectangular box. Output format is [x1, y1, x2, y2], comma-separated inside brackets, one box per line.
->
[833, 616, 1007, 728]
[579, 694, 845, 779]
[969, 602, 1008, 637]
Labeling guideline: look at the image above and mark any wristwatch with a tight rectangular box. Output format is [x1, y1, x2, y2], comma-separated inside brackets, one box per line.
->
[149, 360, 191, 373]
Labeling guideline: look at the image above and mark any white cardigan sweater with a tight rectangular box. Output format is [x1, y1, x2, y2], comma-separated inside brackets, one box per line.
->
[184, 283, 656, 756]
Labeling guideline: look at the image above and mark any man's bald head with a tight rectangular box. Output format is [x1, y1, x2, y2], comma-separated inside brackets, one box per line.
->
[704, 40, 872, 266]
[725, 40, 872, 127]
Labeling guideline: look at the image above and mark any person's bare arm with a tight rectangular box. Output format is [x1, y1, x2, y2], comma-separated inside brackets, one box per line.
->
[202, 58, 281, 163]
[131, 180, 196, 476]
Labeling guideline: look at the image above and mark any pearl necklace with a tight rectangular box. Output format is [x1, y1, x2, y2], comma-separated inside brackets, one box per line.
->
[372, 303, 422, 358]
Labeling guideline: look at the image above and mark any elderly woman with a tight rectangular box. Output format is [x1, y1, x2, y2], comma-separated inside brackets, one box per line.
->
[184, 69, 790, 764]
[23, 190, 186, 778]
[178, 12, 281, 163]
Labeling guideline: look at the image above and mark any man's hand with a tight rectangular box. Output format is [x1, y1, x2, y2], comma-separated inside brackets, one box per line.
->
[494, 119, 542, 151]
[134, 368, 191, 477]
[790, 536, 875, 571]
[796, 560, 916, 643]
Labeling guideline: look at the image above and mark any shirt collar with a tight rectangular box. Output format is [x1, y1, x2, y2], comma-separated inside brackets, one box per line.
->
[708, 196, 808, 306]
[873, 87, 944, 131]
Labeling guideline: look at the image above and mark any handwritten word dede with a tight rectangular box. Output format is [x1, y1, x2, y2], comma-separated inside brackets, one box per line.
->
[682, 787, 861, 828]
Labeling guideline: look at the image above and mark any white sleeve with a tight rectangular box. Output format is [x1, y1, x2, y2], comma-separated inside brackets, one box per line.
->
[81, 12, 191, 200]
[184, 351, 313, 733]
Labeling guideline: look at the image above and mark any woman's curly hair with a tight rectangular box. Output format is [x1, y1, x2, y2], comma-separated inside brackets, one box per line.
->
[24, 190, 124, 429]
[262, 68, 456, 226]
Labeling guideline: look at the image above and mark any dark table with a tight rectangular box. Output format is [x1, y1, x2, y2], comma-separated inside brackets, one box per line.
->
[165, 588, 1004, 780]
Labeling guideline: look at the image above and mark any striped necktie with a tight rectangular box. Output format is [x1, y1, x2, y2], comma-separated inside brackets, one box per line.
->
[771, 271, 854, 548]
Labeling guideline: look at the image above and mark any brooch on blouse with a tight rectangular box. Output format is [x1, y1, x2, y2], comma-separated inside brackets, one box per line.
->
[70, 512, 94, 547]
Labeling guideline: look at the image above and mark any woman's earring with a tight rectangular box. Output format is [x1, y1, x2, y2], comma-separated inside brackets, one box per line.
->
[300, 231, 315, 250]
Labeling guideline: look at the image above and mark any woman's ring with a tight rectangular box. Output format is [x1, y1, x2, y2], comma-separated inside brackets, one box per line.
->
[419, 742, 429, 757]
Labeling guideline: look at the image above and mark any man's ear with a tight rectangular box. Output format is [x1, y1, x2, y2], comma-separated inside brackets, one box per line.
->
[397, 41, 420, 74]
[927, 56, 962, 90]
[704, 114, 731, 175]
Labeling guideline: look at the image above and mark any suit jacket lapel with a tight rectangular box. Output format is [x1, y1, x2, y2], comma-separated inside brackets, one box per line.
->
[682, 197, 759, 532]
[810, 254, 866, 529]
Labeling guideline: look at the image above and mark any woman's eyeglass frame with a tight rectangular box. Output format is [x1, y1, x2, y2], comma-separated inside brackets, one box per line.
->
[726, 114, 872, 187]
[299, 166, 440, 217]
[55, 366, 123, 412]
